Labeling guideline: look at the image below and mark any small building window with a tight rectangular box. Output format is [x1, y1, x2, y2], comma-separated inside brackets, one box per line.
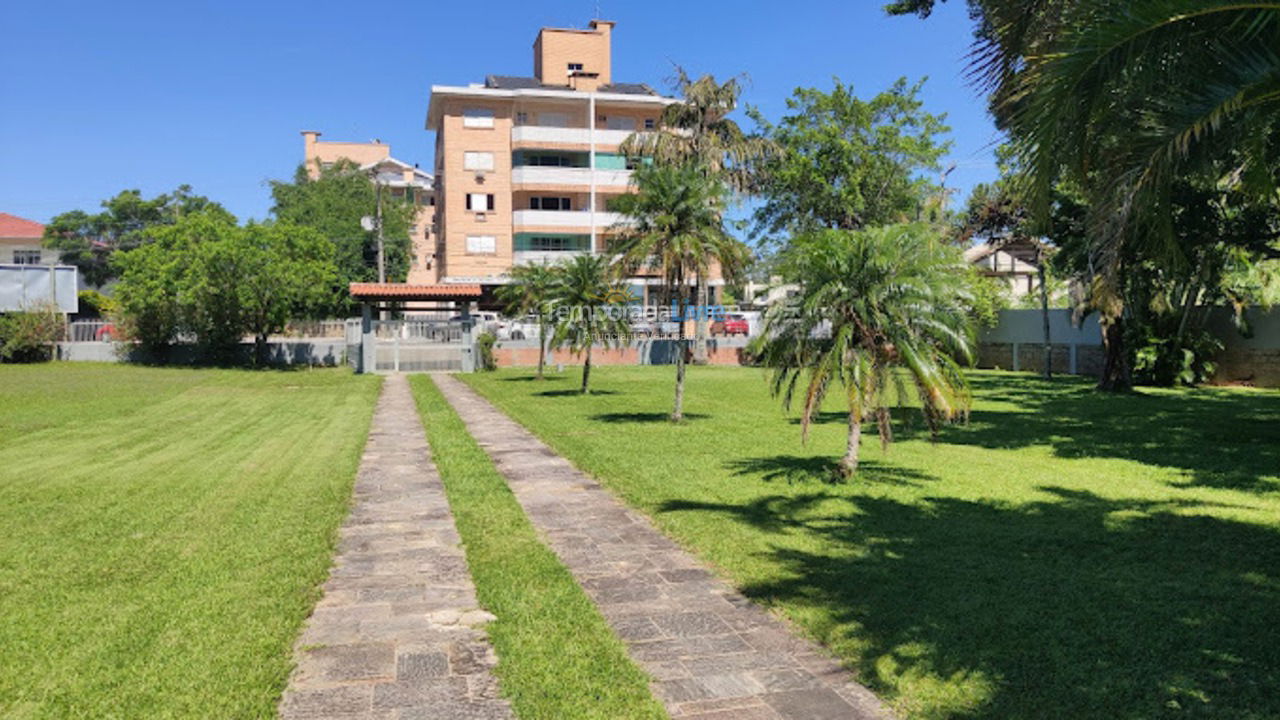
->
[13, 250, 42, 265]
[643, 118, 655, 130]
[567, 62, 584, 73]
[466, 193, 495, 211]
[516, 111, 528, 125]
[466, 235, 497, 254]
[463, 107, 495, 129]
[463, 151, 494, 171]
[529, 197, 571, 211]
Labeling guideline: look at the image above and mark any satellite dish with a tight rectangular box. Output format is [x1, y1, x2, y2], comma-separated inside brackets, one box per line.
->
[360, 216, 376, 232]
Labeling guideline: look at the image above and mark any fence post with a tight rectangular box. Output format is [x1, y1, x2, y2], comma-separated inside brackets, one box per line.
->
[459, 303, 475, 373]
[360, 303, 375, 374]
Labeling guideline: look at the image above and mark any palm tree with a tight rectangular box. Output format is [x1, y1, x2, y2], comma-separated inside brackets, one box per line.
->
[751, 223, 975, 477]
[549, 253, 628, 394]
[611, 163, 747, 421]
[620, 68, 775, 364]
[893, 1, 1280, 390]
[496, 262, 561, 380]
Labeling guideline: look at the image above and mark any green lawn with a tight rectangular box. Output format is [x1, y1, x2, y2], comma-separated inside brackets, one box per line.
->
[463, 366, 1280, 720]
[410, 376, 667, 720]
[0, 363, 381, 719]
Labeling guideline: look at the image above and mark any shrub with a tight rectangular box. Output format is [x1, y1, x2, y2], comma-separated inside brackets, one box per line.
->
[0, 306, 66, 363]
[476, 330, 498, 371]
[75, 289, 117, 319]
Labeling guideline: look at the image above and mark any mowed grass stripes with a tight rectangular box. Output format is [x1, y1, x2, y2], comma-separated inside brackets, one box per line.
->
[409, 375, 667, 720]
[0, 363, 381, 719]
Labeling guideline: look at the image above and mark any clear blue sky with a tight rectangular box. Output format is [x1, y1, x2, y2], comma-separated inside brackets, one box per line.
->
[1, 0, 1001, 225]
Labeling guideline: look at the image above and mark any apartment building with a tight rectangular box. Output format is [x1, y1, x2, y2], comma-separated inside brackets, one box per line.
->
[426, 19, 695, 302]
[301, 132, 437, 284]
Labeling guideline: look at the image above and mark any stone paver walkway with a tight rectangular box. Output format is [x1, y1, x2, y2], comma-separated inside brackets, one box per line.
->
[279, 375, 512, 720]
[433, 375, 892, 720]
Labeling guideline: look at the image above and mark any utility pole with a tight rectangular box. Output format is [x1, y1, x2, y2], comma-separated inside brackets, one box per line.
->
[374, 178, 385, 284]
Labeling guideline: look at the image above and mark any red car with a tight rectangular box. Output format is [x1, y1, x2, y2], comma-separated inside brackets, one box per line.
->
[712, 313, 750, 336]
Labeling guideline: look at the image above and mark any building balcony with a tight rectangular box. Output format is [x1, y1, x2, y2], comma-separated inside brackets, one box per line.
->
[511, 125, 635, 147]
[512, 209, 628, 229]
[510, 166, 632, 188]
[511, 249, 593, 265]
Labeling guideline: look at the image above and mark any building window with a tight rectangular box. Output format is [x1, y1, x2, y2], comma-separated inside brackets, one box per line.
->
[516, 111, 528, 125]
[463, 151, 494, 171]
[515, 234, 590, 252]
[644, 118, 655, 130]
[605, 116, 636, 131]
[537, 112, 570, 128]
[466, 193, 495, 211]
[515, 151, 587, 168]
[13, 250, 42, 264]
[529, 197, 571, 211]
[567, 62, 583, 73]
[463, 107, 495, 128]
[466, 235, 497, 254]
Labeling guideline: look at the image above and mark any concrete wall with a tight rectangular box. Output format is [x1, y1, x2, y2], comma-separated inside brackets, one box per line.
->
[491, 338, 750, 368]
[55, 340, 348, 367]
[978, 307, 1280, 386]
[1205, 307, 1280, 386]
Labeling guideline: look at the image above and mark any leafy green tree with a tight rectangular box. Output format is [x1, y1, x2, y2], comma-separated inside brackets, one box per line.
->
[891, 0, 1280, 390]
[496, 263, 562, 380]
[751, 223, 975, 477]
[113, 215, 213, 355]
[751, 78, 952, 237]
[114, 213, 338, 364]
[183, 221, 336, 364]
[270, 160, 415, 310]
[620, 69, 774, 363]
[549, 254, 628, 395]
[42, 186, 233, 287]
[612, 164, 747, 420]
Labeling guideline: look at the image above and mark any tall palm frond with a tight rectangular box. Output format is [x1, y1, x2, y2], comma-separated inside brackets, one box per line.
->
[619, 67, 776, 193]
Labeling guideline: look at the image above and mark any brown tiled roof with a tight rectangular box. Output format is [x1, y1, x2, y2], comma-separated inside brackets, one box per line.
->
[0, 213, 44, 239]
[349, 283, 483, 300]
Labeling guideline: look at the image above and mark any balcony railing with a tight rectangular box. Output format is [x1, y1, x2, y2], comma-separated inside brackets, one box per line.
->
[512, 250, 593, 265]
[510, 166, 632, 187]
[511, 126, 635, 146]
[512, 209, 628, 229]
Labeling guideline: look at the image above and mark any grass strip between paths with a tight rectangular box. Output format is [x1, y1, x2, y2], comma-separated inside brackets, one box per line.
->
[409, 375, 668, 720]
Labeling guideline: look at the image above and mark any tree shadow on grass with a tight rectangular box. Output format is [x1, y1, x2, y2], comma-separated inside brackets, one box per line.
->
[535, 389, 621, 397]
[657, 486, 1280, 718]
[589, 411, 708, 423]
[724, 455, 936, 486]
[789, 374, 1280, 493]
[500, 374, 567, 383]
[951, 375, 1280, 492]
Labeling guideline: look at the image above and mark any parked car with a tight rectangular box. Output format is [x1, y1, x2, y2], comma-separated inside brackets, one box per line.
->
[711, 313, 750, 336]
[449, 312, 537, 341]
[631, 318, 680, 337]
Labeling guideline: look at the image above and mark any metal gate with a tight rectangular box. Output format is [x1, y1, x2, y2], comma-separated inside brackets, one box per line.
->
[346, 318, 469, 373]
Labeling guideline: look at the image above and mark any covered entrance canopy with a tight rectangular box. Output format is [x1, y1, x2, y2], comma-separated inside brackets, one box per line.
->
[349, 283, 485, 374]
